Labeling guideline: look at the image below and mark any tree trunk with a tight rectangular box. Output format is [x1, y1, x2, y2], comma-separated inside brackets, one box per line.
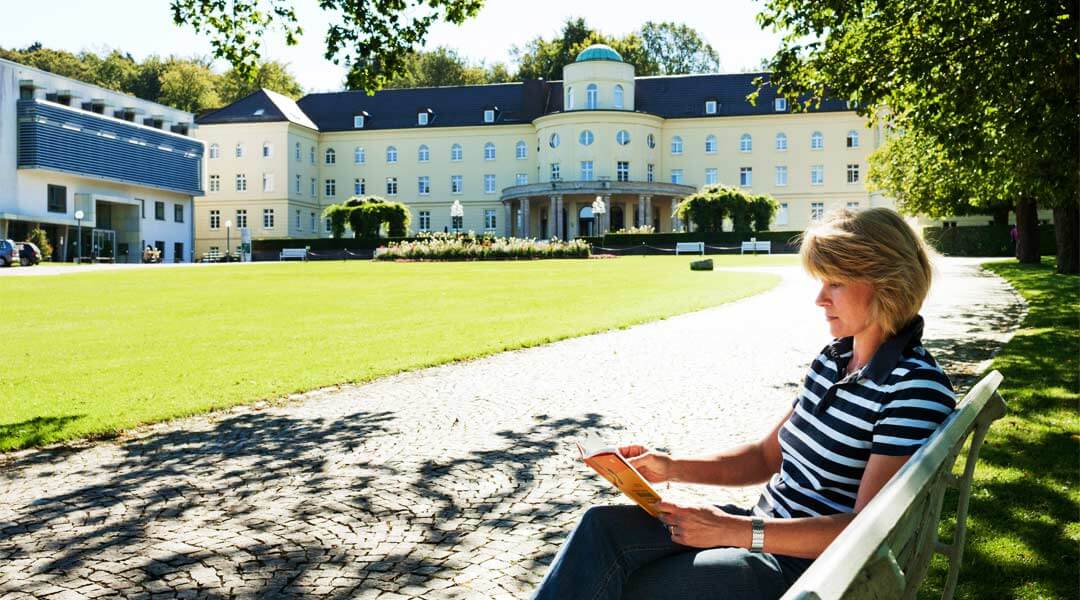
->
[1015, 199, 1041, 264]
[1053, 204, 1079, 274]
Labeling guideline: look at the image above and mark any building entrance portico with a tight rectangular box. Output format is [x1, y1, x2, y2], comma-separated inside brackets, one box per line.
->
[501, 180, 696, 239]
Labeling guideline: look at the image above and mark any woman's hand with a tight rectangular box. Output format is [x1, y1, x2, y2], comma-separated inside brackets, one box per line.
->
[654, 501, 743, 549]
[619, 445, 676, 483]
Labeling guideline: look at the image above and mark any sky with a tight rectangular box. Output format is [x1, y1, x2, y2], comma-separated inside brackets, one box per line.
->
[0, 0, 786, 92]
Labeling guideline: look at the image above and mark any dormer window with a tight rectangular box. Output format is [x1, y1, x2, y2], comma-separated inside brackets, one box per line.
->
[775, 98, 788, 112]
[353, 115, 365, 129]
[483, 109, 495, 123]
[418, 111, 429, 126]
[705, 100, 718, 114]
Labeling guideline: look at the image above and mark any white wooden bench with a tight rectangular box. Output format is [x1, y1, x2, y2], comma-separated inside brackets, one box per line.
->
[675, 241, 705, 255]
[741, 240, 771, 254]
[279, 248, 307, 261]
[202, 250, 222, 263]
[781, 370, 1007, 600]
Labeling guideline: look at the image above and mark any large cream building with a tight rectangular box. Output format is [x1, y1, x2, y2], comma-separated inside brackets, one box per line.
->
[193, 44, 885, 255]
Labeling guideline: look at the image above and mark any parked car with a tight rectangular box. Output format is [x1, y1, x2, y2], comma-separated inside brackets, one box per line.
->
[0, 239, 17, 267]
[16, 242, 41, 266]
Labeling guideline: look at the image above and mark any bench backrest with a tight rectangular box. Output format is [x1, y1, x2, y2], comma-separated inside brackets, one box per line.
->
[676, 242, 703, 250]
[281, 248, 306, 256]
[781, 370, 1006, 600]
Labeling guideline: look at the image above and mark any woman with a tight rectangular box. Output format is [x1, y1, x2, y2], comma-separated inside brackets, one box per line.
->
[534, 208, 956, 600]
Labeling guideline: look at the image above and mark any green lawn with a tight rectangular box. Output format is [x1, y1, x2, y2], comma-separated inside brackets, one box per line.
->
[2, 256, 793, 451]
[921, 259, 1079, 599]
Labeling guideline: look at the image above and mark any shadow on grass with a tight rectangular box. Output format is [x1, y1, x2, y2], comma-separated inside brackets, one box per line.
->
[0, 406, 609, 598]
[919, 260, 1079, 599]
[0, 415, 86, 451]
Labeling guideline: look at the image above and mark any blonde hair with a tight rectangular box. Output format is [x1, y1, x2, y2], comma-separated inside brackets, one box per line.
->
[799, 208, 934, 337]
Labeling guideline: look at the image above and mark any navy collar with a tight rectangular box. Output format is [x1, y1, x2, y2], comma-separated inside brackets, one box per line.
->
[825, 316, 925, 385]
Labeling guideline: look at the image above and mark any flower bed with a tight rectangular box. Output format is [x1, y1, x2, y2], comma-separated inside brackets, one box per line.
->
[374, 232, 591, 260]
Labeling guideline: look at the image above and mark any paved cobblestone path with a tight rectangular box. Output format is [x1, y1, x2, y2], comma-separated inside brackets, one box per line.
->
[1, 258, 1023, 599]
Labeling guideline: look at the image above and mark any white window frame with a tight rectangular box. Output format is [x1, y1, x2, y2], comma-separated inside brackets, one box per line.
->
[617, 161, 630, 182]
[811, 165, 825, 185]
[451, 175, 463, 194]
[295, 174, 301, 194]
[262, 142, 272, 158]
[705, 168, 718, 185]
[705, 100, 718, 114]
[483, 109, 495, 123]
[209, 209, 220, 229]
[739, 133, 753, 153]
[386, 177, 398, 195]
[236, 209, 247, 229]
[847, 130, 860, 148]
[209, 143, 219, 159]
[262, 173, 274, 192]
[515, 140, 527, 159]
[775, 166, 788, 187]
[484, 142, 496, 161]
[235, 173, 247, 192]
[551, 162, 560, 181]
[614, 84, 624, 109]
[847, 202, 861, 211]
[418, 111, 429, 126]
[418, 210, 431, 231]
[671, 169, 684, 184]
[777, 203, 789, 225]
[811, 202, 824, 221]
[295, 142, 301, 161]
[418, 175, 430, 195]
[739, 167, 753, 187]
[705, 134, 717, 154]
[484, 208, 497, 231]
[235, 143, 244, 158]
[451, 143, 463, 161]
[515, 172, 528, 185]
[418, 144, 430, 162]
[566, 86, 574, 110]
[354, 177, 365, 195]
[616, 130, 630, 146]
[325, 178, 336, 197]
[386, 146, 397, 163]
[671, 136, 683, 155]
[310, 177, 316, 196]
[775, 98, 787, 112]
[353, 115, 365, 128]
[579, 130, 594, 146]
[586, 84, 598, 109]
[549, 133, 560, 148]
[776, 132, 788, 151]
[580, 161, 594, 181]
[847, 163, 861, 184]
[209, 174, 220, 192]
[811, 131, 824, 150]
[484, 174, 496, 194]
[354, 146, 365, 164]
[262, 208, 275, 229]
[324, 148, 335, 165]
[296, 209, 302, 231]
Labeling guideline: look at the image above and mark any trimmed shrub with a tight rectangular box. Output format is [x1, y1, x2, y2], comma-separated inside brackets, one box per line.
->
[674, 186, 779, 234]
[375, 232, 590, 260]
[923, 225, 1056, 257]
[324, 196, 411, 239]
[25, 228, 52, 260]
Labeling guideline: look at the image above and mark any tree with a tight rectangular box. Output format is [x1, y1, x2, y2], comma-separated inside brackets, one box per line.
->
[170, 0, 485, 92]
[159, 61, 221, 113]
[513, 18, 661, 81]
[639, 21, 721, 75]
[675, 186, 778, 234]
[218, 60, 303, 103]
[384, 47, 508, 89]
[756, 0, 1079, 273]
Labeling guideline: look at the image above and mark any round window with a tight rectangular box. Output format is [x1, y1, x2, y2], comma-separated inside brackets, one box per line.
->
[579, 130, 594, 146]
[646, 133, 656, 149]
[616, 130, 631, 146]
[549, 132, 560, 148]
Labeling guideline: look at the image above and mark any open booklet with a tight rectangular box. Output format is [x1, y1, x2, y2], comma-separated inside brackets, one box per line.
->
[576, 436, 664, 517]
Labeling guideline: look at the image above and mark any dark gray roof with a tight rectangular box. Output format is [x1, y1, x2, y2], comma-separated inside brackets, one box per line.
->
[196, 73, 851, 130]
[197, 89, 318, 130]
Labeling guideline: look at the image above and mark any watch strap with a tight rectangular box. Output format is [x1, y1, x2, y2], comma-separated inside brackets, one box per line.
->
[750, 517, 765, 552]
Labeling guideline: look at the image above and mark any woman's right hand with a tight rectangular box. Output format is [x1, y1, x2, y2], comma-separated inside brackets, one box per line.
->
[620, 445, 677, 483]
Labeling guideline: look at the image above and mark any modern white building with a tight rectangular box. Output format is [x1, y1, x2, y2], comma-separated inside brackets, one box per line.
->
[0, 58, 204, 262]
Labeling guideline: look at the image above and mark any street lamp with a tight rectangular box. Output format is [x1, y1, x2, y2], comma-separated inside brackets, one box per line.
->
[74, 209, 84, 263]
[591, 196, 606, 237]
[225, 219, 232, 262]
[450, 199, 464, 233]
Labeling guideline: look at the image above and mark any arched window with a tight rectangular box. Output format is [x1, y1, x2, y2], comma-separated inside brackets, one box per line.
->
[209, 143, 219, 159]
[418, 144, 430, 162]
[811, 131, 824, 150]
[566, 87, 574, 110]
[775, 133, 788, 151]
[515, 140, 527, 159]
[846, 130, 860, 148]
[739, 133, 752, 152]
[484, 142, 496, 160]
[705, 134, 717, 154]
[616, 130, 630, 146]
[325, 148, 336, 165]
[549, 132, 560, 148]
[235, 143, 244, 158]
[386, 146, 397, 163]
[671, 136, 683, 154]
[579, 130, 594, 146]
[647, 133, 656, 149]
[451, 143, 463, 161]
[262, 142, 272, 157]
[354, 146, 365, 164]
[586, 84, 598, 109]
[294, 142, 301, 161]
[614, 84, 624, 109]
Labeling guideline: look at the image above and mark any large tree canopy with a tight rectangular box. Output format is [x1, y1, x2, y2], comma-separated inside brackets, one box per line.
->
[757, 0, 1079, 272]
[384, 47, 511, 89]
[639, 21, 721, 75]
[170, 0, 484, 92]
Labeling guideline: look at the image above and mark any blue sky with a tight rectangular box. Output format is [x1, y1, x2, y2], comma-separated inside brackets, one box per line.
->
[0, 0, 785, 92]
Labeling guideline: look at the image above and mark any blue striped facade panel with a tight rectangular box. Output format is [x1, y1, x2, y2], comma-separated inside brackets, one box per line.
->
[16, 101, 204, 196]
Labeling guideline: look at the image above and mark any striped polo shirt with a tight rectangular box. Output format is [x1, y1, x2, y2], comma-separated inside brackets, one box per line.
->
[755, 316, 956, 519]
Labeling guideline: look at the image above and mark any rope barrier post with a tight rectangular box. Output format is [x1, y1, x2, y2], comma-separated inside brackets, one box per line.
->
[641, 241, 645, 258]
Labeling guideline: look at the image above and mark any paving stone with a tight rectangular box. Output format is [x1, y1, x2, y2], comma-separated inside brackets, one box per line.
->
[0, 259, 1019, 599]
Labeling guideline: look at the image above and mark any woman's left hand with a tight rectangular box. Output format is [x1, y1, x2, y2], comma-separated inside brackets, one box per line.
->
[655, 501, 743, 548]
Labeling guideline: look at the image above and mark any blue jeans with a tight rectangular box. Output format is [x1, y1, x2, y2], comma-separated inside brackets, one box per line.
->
[532, 505, 813, 600]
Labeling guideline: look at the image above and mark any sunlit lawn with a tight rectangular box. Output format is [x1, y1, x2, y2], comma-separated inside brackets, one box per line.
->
[920, 258, 1079, 600]
[2, 255, 795, 451]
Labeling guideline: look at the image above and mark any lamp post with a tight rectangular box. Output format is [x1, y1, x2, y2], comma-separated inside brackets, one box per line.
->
[74, 210, 84, 263]
[225, 219, 232, 262]
[591, 196, 606, 237]
[450, 199, 464, 234]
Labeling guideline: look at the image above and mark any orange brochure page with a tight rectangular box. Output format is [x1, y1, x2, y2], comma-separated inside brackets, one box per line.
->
[578, 446, 663, 517]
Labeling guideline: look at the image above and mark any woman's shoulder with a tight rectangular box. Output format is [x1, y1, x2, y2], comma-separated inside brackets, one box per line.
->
[881, 345, 956, 408]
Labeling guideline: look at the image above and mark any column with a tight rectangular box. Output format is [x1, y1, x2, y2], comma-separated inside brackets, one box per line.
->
[671, 197, 681, 233]
[643, 195, 653, 230]
[504, 201, 512, 237]
[549, 195, 559, 240]
[601, 194, 611, 235]
[637, 195, 647, 227]
[521, 197, 531, 238]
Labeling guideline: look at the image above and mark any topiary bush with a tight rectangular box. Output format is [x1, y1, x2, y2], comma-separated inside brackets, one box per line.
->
[375, 232, 590, 260]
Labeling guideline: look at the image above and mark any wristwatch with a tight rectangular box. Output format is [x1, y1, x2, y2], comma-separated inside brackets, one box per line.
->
[750, 518, 765, 552]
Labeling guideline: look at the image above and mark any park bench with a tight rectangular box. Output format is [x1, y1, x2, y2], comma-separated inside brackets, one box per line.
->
[781, 370, 1007, 600]
[675, 241, 705, 255]
[202, 250, 222, 263]
[741, 240, 771, 254]
[279, 247, 307, 261]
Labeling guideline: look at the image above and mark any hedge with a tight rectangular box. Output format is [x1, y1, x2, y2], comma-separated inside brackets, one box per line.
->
[922, 225, 1056, 257]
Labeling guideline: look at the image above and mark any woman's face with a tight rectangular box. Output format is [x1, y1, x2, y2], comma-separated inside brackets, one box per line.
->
[815, 278, 876, 339]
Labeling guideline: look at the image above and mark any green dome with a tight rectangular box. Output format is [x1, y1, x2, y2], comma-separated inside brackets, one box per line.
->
[575, 44, 623, 63]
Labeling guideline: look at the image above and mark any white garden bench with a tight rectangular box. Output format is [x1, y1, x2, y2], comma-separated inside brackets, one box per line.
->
[675, 241, 705, 255]
[741, 240, 771, 254]
[279, 248, 307, 261]
[781, 370, 1007, 600]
